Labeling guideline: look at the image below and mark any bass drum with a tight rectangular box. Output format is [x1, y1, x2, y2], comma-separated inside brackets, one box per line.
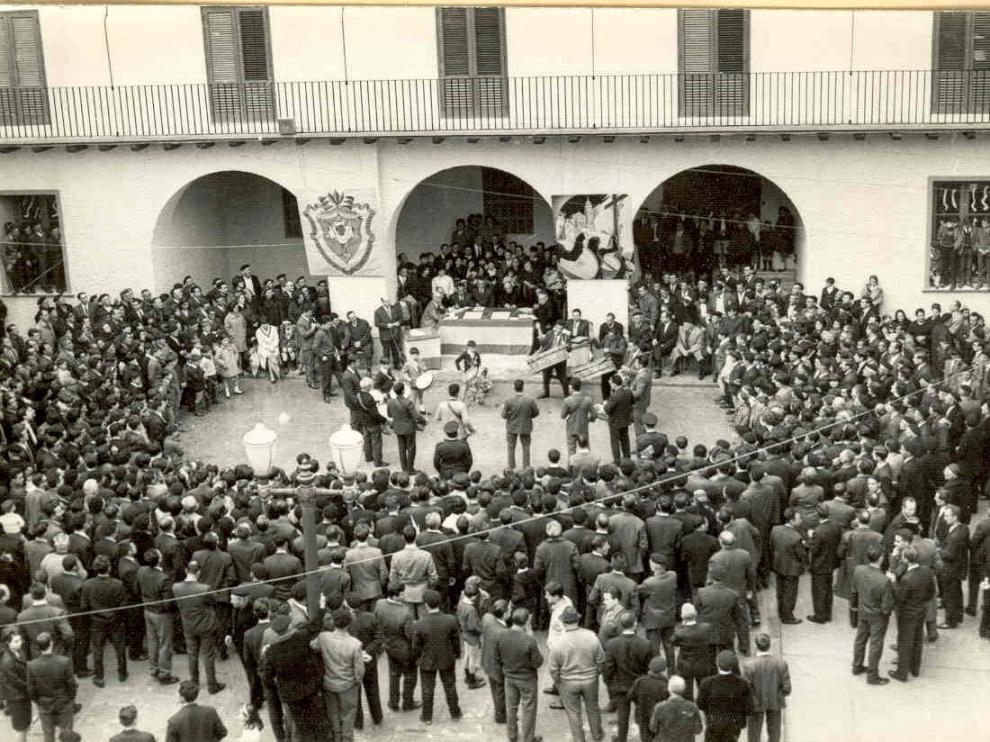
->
[413, 371, 435, 392]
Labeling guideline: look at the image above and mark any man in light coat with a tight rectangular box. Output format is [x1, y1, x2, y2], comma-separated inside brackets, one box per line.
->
[741, 633, 790, 742]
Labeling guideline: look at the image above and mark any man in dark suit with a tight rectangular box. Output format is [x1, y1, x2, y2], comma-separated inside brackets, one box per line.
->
[502, 379, 541, 470]
[770, 508, 807, 625]
[109, 705, 156, 742]
[604, 374, 634, 462]
[890, 545, 936, 682]
[807, 504, 842, 623]
[741, 634, 790, 742]
[537, 323, 569, 399]
[697, 650, 754, 742]
[374, 297, 405, 367]
[388, 381, 426, 473]
[652, 309, 679, 377]
[433, 422, 473, 479]
[494, 606, 544, 742]
[637, 555, 678, 670]
[240, 599, 285, 741]
[26, 632, 77, 742]
[235, 263, 262, 305]
[411, 589, 462, 725]
[695, 563, 748, 655]
[80, 554, 128, 687]
[165, 680, 227, 742]
[603, 611, 654, 742]
[374, 583, 420, 712]
[357, 376, 389, 468]
[936, 504, 969, 629]
[340, 356, 362, 428]
[850, 543, 894, 685]
[172, 560, 225, 694]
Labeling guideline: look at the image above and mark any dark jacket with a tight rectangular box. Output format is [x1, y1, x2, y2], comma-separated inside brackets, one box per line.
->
[0, 646, 28, 701]
[604, 387, 634, 430]
[939, 523, 970, 581]
[412, 611, 461, 671]
[493, 626, 544, 681]
[808, 520, 843, 573]
[894, 564, 936, 618]
[697, 672, 754, 730]
[259, 609, 326, 704]
[602, 632, 654, 692]
[672, 621, 716, 677]
[770, 523, 807, 577]
[26, 652, 76, 711]
[172, 579, 218, 636]
[388, 396, 426, 436]
[502, 393, 540, 435]
[374, 598, 415, 662]
[433, 439, 474, 479]
[80, 574, 127, 622]
[165, 702, 228, 742]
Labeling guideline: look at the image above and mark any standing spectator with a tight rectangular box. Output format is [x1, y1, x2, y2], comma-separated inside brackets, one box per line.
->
[850, 544, 894, 686]
[609, 494, 649, 580]
[495, 607, 544, 742]
[694, 563, 748, 655]
[80, 555, 128, 688]
[374, 296, 405, 368]
[49, 556, 89, 677]
[412, 589, 463, 725]
[561, 378, 597, 457]
[889, 545, 936, 683]
[502, 379, 540, 470]
[547, 605, 604, 742]
[165, 680, 227, 742]
[434, 421, 474, 480]
[348, 595, 384, 732]
[604, 374, 634, 462]
[672, 603, 716, 702]
[535, 521, 581, 611]
[697, 650, 754, 742]
[456, 582, 487, 689]
[388, 381, 426, 474]
[259, 610, 329, 741]
[137, 550, 178, 685]
[0, 627, 30, 742]
[172, 560, 225, 695]
[26, 632, 77, 742]
[770, 509, 807, 625]
[17, 583, 73, 658]
[481, 599, 511, 724]
[628, 656, 669, 742]
[344, 523, 388, 612]
[637, 555, 678, 670]
[190, 533, 235, 661]
[109, 705, 156, 742]
[937, 504, 969, 630]
[649, 675, 703, 742]
[310, 607, 365, 742]
[741, 634, 790, 742]
[374, 583, 420, 712]
[602, 611, 654, 742]
[389, 525, 439, 621]
[806, 504, 841, 624]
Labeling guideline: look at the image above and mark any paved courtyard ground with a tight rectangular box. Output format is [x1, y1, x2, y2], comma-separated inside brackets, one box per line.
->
[33, 373, 990, 742]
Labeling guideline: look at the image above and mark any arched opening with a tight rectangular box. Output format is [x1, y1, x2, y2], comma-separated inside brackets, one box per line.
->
[151, 171, 310, 293]
[393, 165, 556, 264]
[632, 165, 805, 285]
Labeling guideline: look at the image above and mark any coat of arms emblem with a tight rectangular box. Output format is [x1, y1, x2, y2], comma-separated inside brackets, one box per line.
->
[303, 191, 376, 274]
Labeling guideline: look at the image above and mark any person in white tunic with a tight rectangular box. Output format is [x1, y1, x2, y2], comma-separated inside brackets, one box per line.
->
[254, 322, 281, 383]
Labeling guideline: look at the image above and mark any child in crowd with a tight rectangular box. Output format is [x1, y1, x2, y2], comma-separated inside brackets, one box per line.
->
[456, 340, 491, 404]
[456, 582, 486, 689]
[279, 320, 298, 373]
[401, 346, 429, 414]
[544, 449, 570, 479]
[200, 346, 220, 407]
[215, 334, 243, 397]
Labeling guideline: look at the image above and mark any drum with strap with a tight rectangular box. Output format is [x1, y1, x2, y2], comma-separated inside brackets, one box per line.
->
[413, 371, 434, 392]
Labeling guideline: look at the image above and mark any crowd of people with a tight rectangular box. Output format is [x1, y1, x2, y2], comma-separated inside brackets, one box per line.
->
[1, 195, 65, 295]
[0, 251, 988, 742]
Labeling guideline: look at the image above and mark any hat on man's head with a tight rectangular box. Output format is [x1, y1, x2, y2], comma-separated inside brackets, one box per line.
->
[560, 606, 580, 624]
[642, 412, 658, 426]
[443, 421, 460, 437]
[716, 650, 738, 672]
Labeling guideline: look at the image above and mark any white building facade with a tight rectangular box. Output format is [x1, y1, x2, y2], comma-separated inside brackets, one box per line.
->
[2, 4, 990, 326]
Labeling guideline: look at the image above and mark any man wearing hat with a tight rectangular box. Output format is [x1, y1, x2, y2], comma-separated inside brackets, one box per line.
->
[548, 605, 605, 742]
[628, 656, 670, 742]
[433, 421, 473, 480]
[697, 650, 754, 742]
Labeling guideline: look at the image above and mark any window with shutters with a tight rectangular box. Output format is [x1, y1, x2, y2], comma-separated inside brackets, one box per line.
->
[201, 6, 274, 123]
[933, 11, 990, 114]
[677, 9, 749, 118]
[436, 7, 507, 118]
[482, 168, 533, 234]
[0, 11, 49, 126]
[282, 187, 302, 239]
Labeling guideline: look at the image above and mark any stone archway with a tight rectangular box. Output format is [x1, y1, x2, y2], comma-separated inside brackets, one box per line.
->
[151, 170, 308, 293]
[632, 164, 805, 285]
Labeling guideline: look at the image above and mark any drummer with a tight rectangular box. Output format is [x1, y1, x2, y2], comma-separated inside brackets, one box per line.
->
[373, 358, 396, 395]
[566, 308, 593, 367]
[400, 346, 430, 414]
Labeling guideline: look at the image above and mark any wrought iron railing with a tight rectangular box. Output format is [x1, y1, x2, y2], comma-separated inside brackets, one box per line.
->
[2, 70, 990, 142]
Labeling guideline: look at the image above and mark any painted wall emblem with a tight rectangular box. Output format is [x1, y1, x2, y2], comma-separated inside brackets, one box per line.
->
[303, 191, 376, 275]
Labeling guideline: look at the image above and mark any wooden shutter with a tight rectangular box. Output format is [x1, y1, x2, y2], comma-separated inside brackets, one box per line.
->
[0, 11, 48, 126]
[679, 10, 714, 116]
[472, 7, 506, 116]
[203, 6, 272, 122]
[934, 11, 969, 113]
[715, 9, 748, 116]
[438, 7, 506, 117]
[970, 13, 990, 111]
[237, 9, 272, 121]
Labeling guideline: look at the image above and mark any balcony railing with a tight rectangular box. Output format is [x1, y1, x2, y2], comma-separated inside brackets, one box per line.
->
[3, 70, 990, 143]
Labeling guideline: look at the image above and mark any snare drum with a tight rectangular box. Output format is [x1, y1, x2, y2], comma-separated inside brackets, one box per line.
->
[370, 389, 389, 419]
[414, 371, 434, 391]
